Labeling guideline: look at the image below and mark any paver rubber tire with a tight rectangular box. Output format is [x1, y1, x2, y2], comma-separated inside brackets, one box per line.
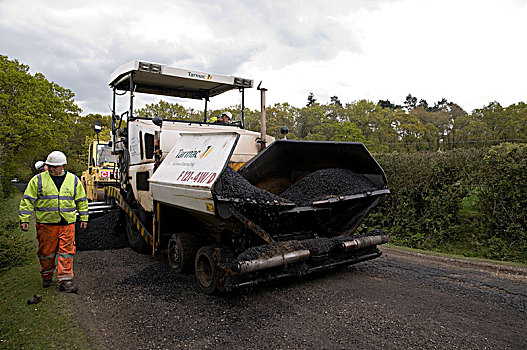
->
[168, 233, 201, 274]
[195, 246, 219, 294]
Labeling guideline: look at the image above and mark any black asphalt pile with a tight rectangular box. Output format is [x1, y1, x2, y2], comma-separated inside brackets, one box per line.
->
[215, 167, 292, 233]
[280, 168, 378, 206]
[236, 240, 304, 261]
[215, 166, 285, 204]
[76, 209, 128, 251]
[299, 237, 336, 256]
[215, 167, 379, 241]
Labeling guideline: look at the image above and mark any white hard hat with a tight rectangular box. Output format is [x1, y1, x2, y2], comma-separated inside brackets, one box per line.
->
[221, 111, 232, 119]
[34, 161, 46, 171]
[45, 151, 67, 166]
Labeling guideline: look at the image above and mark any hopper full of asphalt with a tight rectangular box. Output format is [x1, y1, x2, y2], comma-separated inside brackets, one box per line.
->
[279, 168, 378, 206]
[215, 166, 286, 205]
[216, 167, 378, 207]
[214, 167, 288, 236]
[214, 166, 383, 238]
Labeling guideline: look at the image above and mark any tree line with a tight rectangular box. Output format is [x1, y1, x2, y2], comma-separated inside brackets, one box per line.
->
[2, 55, 526, 191]
[136, 94, 527, 154]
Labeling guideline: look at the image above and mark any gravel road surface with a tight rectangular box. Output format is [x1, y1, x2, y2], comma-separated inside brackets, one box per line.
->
[70, 228, 527, 350]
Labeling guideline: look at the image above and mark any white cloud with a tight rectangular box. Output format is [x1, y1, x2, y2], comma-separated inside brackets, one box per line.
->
[1, 0, 526, 115]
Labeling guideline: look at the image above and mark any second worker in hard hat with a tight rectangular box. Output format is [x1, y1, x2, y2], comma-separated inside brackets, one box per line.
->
[19, 151, 88, 293]
[34, 160, 48, 173]
[207, 111, 232, 124]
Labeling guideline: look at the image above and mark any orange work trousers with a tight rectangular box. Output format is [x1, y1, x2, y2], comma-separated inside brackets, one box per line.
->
[36, 223, 76, 282]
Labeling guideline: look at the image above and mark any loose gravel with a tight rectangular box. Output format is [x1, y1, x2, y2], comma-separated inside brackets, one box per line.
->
[215, 166, 285, 204]
[75, 209, 128, 251]
[69, 246, 527, 350]
[280, 168, 378, 206]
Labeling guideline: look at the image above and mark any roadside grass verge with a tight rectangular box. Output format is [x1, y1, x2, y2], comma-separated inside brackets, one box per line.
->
[0, 191, 90, 349]
[384, 243, 527, 270]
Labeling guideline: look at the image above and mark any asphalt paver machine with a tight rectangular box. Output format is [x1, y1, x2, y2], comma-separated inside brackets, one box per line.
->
[106, 60, 390, 293]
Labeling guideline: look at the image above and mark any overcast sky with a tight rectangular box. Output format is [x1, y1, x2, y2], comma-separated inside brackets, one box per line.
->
[1, 0, 526, 116]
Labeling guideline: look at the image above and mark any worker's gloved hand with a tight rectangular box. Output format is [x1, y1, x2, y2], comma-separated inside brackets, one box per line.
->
[80, 222, 88, 230]
[20, 222, 29, 231]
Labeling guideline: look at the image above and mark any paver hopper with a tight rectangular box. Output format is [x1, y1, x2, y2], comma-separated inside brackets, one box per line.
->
[210, 139, 390, 291]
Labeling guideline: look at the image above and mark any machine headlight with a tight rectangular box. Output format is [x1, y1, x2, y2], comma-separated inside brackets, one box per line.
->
[139, 62, 162, 73]
[234, 77, 253, 88]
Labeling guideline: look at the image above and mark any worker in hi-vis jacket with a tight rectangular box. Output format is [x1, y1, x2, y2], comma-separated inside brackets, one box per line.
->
[19, 151, 88, 293]
[207, 111, 232, 124]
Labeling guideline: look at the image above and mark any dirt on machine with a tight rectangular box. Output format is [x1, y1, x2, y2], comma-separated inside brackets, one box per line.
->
[103, 60, 390, 293]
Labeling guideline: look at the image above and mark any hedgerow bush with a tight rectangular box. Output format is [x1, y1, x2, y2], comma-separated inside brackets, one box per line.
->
[474, 143, 527, 261]
[365, 143, 527, 263]
[0, 193, 33, 270]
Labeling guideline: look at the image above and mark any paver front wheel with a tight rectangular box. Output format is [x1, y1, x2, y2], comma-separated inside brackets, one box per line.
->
[195, 246, 218, 294]
[168, 233, 201, 273]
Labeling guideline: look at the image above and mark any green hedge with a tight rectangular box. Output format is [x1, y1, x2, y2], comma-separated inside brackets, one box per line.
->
[365, 143, 527, 263]
[0, 192, 33, 270]
[0, 174, 14, 200]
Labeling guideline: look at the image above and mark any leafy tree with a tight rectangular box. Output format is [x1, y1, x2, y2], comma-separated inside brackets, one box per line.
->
[378, 99, 393, 109]
[404, 94, 417, 111]
[135, 100, 200, 121]
[392, 112, 427, 152]
[469, 102, 508, 145]
[411, 107, 449, 150]
[0, 55, 80, 190]
[378, 99, 401, 110]
[297, 103, 325, 139]
[264, 103, 299, 139]
[326, 97, 346, 123]
[241, 107, 261, 132]
[429, 98, 449, 112]
[329, 122, 365, 142]
[330, 95, 342, 107]
[306, 92, 317, 107]
[508, 102, 527, 139]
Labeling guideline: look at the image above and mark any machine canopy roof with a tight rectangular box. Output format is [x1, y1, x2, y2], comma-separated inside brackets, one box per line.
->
[109, 60, 253, 100]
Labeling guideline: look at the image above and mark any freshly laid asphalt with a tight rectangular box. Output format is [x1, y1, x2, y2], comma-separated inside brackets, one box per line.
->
[71, 230, 527, 349]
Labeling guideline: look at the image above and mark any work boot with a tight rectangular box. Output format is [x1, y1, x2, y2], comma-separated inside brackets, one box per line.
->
[59, 280, 78, 293]
[42, 279, 53, 288]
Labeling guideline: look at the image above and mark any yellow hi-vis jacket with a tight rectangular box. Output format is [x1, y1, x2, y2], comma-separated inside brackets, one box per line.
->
[19, 171, 89, 224]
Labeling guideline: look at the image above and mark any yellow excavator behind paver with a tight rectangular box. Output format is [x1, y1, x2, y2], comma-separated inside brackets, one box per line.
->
[81, 122, 119, 215]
